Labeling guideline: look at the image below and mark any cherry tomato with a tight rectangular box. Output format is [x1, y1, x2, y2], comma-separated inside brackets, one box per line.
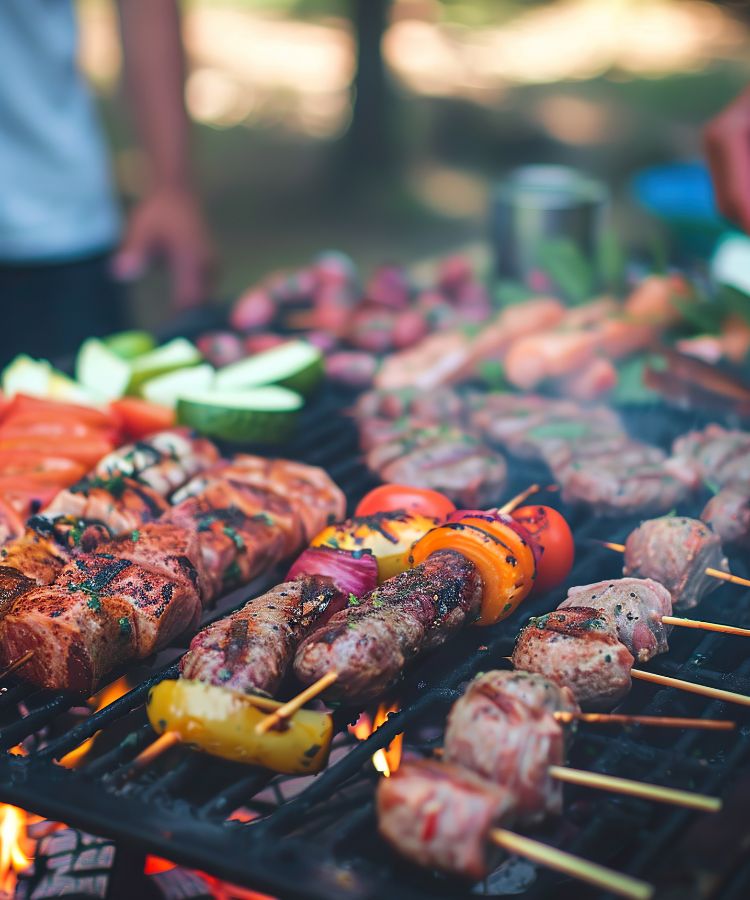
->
[355, 484, 455, 521]
[511, 505, 574, 594]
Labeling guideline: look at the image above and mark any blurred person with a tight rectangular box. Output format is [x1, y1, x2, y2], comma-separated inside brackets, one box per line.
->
[0, 0, 214, 363]
[704, 87, 750, 235]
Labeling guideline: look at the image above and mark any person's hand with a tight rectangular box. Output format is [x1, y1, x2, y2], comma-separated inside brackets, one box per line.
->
[704, 88, 750, 234]
[112, 186, 216, 309]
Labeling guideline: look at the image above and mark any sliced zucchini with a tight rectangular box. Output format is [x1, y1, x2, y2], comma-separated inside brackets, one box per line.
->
[103, 330, 156, 360]
[76, 338, 132, 400]
[127, 338, 202, 392]
[48, 370, 103, 406]
[215, 340, 323, 396]
[2, 354, 52, 397]
[141, 363, 216, 409]
[177, 387, 303, 443]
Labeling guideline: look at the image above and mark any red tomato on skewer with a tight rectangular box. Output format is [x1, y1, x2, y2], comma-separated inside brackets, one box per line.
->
[355, 484, 456, 521]
[511, 505, 575, 593]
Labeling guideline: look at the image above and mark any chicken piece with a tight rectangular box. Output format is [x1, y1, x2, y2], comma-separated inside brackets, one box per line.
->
[624, 516, 729, 610]
[560, 578, 672, 662]
[375, 331, 473, 392]
[377, 758, 514, 882]
[181, 576, 335, 696]
[702, 484, 750, 549]
[444, 671, 578, 824]
[0, 498, 25, 546]
[0, 527, 73, 587]
[623, 274, 686, 328]
[504, 331, 597, 391]
[512, 607, 634, 711]
[560, 357, 618, 402]
[595, 318, 658, 358]
[466, 297, 566, 367]
[557, 297, 618, 330]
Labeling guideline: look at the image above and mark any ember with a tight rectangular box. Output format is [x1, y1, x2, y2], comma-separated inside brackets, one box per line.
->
[349, 702, 403, 777]
[58, 676, 131, 768]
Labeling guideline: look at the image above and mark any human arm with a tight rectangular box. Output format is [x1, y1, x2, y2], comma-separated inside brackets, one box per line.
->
[704, 87, 750, 235]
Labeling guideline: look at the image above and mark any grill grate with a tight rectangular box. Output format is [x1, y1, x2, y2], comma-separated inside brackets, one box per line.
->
[1, 389, 749, 899]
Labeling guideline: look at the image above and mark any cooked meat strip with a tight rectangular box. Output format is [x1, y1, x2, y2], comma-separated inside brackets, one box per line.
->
[512, 607, 634, 711]
[366, 427, 507, 508]
[0, 567, 34, 620]
[377, 758, 514, 882]
[294, 549, 483, 704]
[173, 456, 345, 544]
[701, 484, 750, 549]
[181, 576, 336, 695]
[0, 538, 204, 693]
[444, 671, 578, 824]
[560, 578, 672, 662]
[672, 425, 750, 488]
[623, 516, 729, 610]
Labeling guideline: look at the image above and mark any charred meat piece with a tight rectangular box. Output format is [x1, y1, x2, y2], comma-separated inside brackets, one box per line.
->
[352, 388, 465, 429]
[671, 425, 750, 489]
[0, 527, 73, 587]
[702, 485, 750, 549]
[512, 607, 634, 711]
[294, 549, 483, 704]
[0, 536, 204, 693]
[93, 429, 219, 496]
[181, 576, 336, 696]
[173, 456, 345, 545]
[366, 427, 507, 508]
[624, 516, 729, 610]
[444, 671, 578, 824]
[560, 578, 672, 662]
[377, 758, 514, 882]
[0, 567, 34, 619]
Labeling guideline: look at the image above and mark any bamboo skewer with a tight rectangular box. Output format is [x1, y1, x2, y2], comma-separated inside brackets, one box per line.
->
[600, 541, 750, 589]
[255, 670, 339, 734]
[0, 650, 34, 684]
[661, 615, 750, 638]
[128, 730, 182, 774]
[630, 669, 750, 707]
[554, 711, 734, 731]
[489, 829, 653, 900]
[497, 483, 542, 514]
[548, 765, 720, 812]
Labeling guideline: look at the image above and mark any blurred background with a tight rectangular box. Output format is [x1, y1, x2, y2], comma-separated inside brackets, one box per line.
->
[77, 0, 750, 325]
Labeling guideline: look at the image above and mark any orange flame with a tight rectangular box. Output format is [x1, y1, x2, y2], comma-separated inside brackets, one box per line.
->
[349, 702, 402, 777]
[0, 805, 33, 893]
[59, 676, 131, 768]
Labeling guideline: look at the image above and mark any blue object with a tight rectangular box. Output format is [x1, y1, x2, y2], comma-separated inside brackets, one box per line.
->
[632, 162, 719, 224]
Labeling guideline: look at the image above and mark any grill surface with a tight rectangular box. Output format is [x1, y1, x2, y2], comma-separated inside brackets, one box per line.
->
[1, 388, 749, 899]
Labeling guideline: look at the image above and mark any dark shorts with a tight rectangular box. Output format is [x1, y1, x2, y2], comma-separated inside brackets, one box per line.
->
[0, 252, 128, 366]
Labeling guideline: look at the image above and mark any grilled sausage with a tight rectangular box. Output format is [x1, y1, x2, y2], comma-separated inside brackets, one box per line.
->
[294, 549, 482, 704]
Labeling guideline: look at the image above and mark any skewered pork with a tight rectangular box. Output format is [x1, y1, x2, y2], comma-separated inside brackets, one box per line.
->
[560, 578, 672, 662]
[701, 485, 750, 549]
[671, 425, 750, 488]
[512, 607, 634, 710]
[294, 549, 483, 704]
[623, 516, 729, 609]
[444, 671, 578, 824]
[181, 576, 337, 696]
[377, 757, 513, 882]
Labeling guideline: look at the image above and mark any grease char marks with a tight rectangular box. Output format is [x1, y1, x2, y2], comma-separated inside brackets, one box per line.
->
[293, 549, 482, 704]
[181, 576, 336, 695]
[512, 607, 634, 711]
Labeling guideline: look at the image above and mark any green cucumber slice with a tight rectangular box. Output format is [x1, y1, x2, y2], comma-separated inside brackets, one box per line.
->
[141, 363, 216, 409]
[2, 354, 52, 397]
[76, 339, 132, 400]
[177, 387, 303, 443]
[128, 338, 202, 392]
[103, 330, 156, 360]
[214, 340, 323, 396]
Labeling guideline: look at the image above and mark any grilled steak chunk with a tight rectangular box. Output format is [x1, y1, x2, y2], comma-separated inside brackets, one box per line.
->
[701, 485, 750, 549]
[672, 425, 750, 488]
[444, 671, 578, 824]
[294, 549, 482, 704]
[623, 516, 729, 609]
[560, 577, 672, 662]
[181, 576, 336, 696]
[377, 758, 513, 882]
[512, 607, 634, 710]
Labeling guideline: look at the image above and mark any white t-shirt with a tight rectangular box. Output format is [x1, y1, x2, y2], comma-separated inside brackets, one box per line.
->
[0, 1, 121, 262]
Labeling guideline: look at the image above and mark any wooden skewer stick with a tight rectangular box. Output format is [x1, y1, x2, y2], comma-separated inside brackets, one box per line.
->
[0, 650, 34, 683]
[128, 731, 182, 775]
[661, 615, 750, 639]
[490, 828, 653, 900]
[554, 711, 734, 731]
[548, 765, 721, 812]
[255, 670, 339, 734]
[498, 483, 541, 514]
[600, 541, 750, 589]
[631, 668, 750, 708]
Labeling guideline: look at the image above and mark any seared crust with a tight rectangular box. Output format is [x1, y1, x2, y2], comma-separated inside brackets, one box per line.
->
[294, 549, 482, 704]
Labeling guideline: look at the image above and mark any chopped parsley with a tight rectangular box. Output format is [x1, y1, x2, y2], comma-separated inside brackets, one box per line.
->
[118, 617, 132, 636]
[131, 530, 140, 542]
[347, 593, 360, 607]
[253, 512, 274, 527]
[87, 595, 102, 612]
[372, 599, 384, 609]
[223, 560, 242, 584]
[223, 525, 245, 549]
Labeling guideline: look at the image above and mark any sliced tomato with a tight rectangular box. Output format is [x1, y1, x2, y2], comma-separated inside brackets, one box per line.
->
[0, 477, 67, 514]
[511, 505, 574, 594]
[0, 435, 115, 467]
[0, 453, 88, 480]
[0, 419, 118, 442]
[4, 394, 115, 429]
[354, 484, 456, 521]
[110, 397, 176, 441]
[0, 496, 25, 543]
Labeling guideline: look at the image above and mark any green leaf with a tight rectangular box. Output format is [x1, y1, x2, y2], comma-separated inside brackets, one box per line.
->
[534, 238, 594, 305]
[598, 228, 626, 292]
[494, 280, 535, 307]
[527, 421, 590, 440]
[610, 355, 660, 405]
[477, 359, 507, 390]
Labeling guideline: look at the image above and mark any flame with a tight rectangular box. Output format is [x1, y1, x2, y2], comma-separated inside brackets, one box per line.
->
[0, 806, 32, 893]
[144, 855, 177, 875]
[349, 703, 403, 777]
[59, 676, 131, 768]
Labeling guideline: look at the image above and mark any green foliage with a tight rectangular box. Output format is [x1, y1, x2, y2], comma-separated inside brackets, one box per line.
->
[534, 238, 595, 305]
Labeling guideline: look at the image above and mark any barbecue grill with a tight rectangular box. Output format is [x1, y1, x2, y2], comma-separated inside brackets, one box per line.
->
[1, 388, 749, 900]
